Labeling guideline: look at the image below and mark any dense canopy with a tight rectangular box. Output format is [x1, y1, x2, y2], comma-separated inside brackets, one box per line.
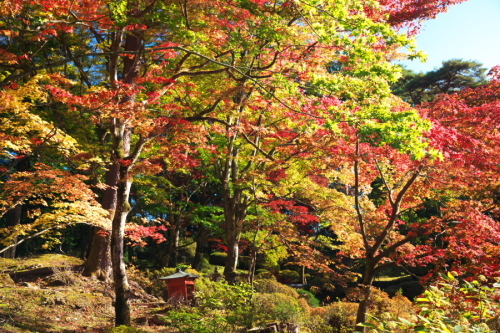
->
[0, 0, 498, 331]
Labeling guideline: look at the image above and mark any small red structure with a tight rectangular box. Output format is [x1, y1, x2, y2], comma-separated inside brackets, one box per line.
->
[159, 269, 200, 302]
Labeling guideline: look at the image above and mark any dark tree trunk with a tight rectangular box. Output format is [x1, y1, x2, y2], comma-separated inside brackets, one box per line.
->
[354, 260, 376, 332]
[192, 227, 207, 271]
[3, 205, 22, 258]
[159, 224, 180, 267]
[82, 162, 119, 280]
[83, 227, 112, 280]
[3, 156, 31, 258]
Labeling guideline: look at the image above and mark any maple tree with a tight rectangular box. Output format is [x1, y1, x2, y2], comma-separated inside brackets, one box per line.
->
[0, 164, 109, 254]
[375, 0, 468, 32]
[0, 76, 108, 255]
[306, 75, 500, 329]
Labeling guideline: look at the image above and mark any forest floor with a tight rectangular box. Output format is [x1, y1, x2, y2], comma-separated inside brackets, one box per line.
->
[0, 254, 175, 333]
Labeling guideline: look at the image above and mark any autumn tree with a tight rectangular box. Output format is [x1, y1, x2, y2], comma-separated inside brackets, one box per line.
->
[0, 76, 109, 255]
[310, 75, 500, 330]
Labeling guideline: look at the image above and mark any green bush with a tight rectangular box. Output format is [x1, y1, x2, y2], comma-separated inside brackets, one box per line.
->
[255, 269, 276, 280]
[163, 279, 256, 332]
[162, 308, 227, 333]
[358, 273, 500, 333]
[198, 257, 212, 273]
[278, 269, 301, 284]
[297, 289, 321, 308]
[253, 278, 299, 298]
[252, 292, 303, 324]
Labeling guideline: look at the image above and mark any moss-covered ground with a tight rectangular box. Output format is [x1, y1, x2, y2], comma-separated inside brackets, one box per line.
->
[0, 254, 175, 333]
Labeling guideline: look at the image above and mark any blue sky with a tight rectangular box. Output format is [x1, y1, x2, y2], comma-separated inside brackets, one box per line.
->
[399, 0, 500, 73]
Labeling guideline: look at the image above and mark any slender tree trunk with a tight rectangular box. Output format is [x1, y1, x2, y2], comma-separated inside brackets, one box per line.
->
[222, 191, 247, 283]
[111, 165, 132, 326]
[171, 227, 180, 267]
[248, 247, 258, 284]
[301, 266, 307, 285]
[108, 24, 144, 326]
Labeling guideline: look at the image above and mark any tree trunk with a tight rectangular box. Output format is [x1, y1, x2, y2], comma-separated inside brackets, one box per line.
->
[248, 247, 258, 284]
[160, 225, 180, 267]
[192, 227, 207, 271]
[82, 162, 119, 280]
[301, 266, 307, 285]
[82, 228, 112, 280]
[354, 261, 376, 332]
[3, 205, 21, 258]
[224, 226, 240, 283]
[222, 192, 247, 283]
[111, 165, 132, 327]
[3, 156, 31, 258]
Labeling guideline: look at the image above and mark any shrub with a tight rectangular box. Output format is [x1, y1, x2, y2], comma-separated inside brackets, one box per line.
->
[163, 279, 256, 332]
[255, 269, 276, 280]
[195, 278, 253, 311]
[253, 278, 299, 298]
[198, 257, 212, 274]
[278, 269, 301, 284]
[297, 289, 321, 308]
[346, 286, 416, 320]
[252, 292, 303, 324]
[324, 302, 359, 332]
[358, 273, 500, 333]
[162, 308, 227, 333]
[302, 302, 358, 333]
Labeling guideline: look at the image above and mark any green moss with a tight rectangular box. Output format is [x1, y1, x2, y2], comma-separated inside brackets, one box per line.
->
[297, 289, 321, 308]
[0, 254, 83, 272]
